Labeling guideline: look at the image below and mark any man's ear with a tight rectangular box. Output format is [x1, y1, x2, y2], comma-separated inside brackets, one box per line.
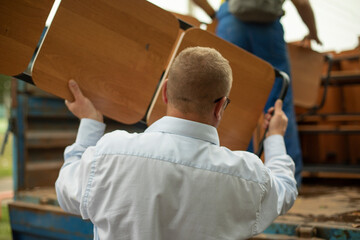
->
[162, 79, 168, 104]
[214, 97, 226, 121]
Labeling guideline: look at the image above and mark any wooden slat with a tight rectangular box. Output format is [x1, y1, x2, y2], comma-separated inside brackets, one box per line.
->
[9, 201, 64, 213]
[288, 44, 324, 109]
[302, 171, 360, 179]
[0, 0, 54, 76]
[330, 70, 360, 78]
[26, 161, 63, 171]
[322, 70, 360, 85]
[26, 130, 76, 148]
[32, 0, 179, 124]
[147, 28, 274, 150]
[298, 124, 360, 133]
[17, 188, 57, 203]
[298, 114, 360, 123]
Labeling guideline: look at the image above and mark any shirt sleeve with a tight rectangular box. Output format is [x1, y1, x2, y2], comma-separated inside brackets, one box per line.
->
[55, 118, 106, 218]
[256, 134, 298, 234]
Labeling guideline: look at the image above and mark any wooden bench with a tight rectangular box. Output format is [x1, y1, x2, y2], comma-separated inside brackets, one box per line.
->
[0, 0, 54, 76]
[147, 28, 275, 150]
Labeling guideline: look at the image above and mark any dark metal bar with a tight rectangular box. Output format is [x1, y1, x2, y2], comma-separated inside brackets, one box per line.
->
[316, 54, 333, 110]
[256, 69, 290, 157]
[13, 73, 35, 85]
[178, 18, 193, 31]
[321, 74, 360, 86]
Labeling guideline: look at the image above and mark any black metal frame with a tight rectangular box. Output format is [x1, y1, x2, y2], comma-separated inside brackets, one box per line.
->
[256, 69, 290, 157]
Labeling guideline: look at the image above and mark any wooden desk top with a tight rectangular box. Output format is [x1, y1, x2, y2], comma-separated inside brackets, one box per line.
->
[32, 0, 179, 124]
[0, 0, 54, 76]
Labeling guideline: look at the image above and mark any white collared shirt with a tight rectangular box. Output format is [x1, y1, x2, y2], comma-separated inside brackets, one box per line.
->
[56, 116, 297, 240]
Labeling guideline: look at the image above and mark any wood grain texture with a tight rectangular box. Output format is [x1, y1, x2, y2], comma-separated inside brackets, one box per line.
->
[32, 0, 179, 124]
[0, 0, 54, 76]
[147, 28, 274, 150]
[288, 44, 324, 108]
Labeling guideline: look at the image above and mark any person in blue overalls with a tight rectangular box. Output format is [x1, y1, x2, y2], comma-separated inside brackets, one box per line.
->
[192, 0, 322, 187]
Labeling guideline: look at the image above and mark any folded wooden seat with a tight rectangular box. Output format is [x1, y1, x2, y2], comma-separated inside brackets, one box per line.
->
[2, 0, 285, 151]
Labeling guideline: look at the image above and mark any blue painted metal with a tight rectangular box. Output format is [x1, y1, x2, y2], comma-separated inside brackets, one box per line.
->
[11, 109, 19, 196]
[10, 79, 94, 238]
[13, 81, 27, 192]
[264, 222, 297, 236]
[27, 97, 73, 118]
[9, 204, 93, 240]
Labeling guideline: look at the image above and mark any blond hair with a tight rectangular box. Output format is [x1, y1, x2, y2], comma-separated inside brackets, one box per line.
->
[167, 47, 232, 115]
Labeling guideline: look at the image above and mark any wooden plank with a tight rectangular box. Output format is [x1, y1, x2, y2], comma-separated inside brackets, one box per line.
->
[298, 124, 360, 133]
[329, 70, 360, 78]
[302, 171, 360, 179]
[32, 0, 179, 124]
[147, 28, 274, 150]
[0, 0, 54, 76]
[322, 70, 360, 85]
[9, 201, 64, 214]
[26, 130, 76, 148]
[288, 44, 324, 108]
[298, 114, 360, 123]
[26, 161, 63, 171]
[17, 188, 57, 204]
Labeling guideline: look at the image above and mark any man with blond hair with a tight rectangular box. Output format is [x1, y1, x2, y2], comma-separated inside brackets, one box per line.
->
[56, 47, 297, 240]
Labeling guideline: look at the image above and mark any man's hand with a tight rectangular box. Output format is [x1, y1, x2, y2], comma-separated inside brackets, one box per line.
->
[65, 79, 103, 123]
[263, 100, 288, 137]
[301, 34, 322, 48]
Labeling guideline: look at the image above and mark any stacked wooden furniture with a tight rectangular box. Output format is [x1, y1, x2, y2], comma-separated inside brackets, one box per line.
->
[289, 43, 360, 178]
[1, 0, 280, 192]
[0, 1, 280, 238]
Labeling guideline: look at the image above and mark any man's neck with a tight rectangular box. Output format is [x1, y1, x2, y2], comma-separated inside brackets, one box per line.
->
[166, 107, 217, 127]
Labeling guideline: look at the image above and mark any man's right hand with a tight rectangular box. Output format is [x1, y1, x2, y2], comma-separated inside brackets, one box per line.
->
[65, 79, 104, 123]
[264, 100, 288, 137]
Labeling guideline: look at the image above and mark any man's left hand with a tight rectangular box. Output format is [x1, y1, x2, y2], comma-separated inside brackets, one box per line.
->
[65, 79, 104, 123]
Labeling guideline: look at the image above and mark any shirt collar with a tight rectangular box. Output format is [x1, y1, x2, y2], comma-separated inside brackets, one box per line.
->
[145, 116, 220, 146]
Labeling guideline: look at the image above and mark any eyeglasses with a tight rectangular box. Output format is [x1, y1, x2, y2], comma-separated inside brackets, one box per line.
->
[214, 97, 231, 109]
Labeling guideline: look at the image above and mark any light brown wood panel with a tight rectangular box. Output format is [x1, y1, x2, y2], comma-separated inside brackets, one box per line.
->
[0, 0, 54, 76]
[147, 28, 274, 150]
[206, 20, 217, 34]
[300, 135, 322, 164]
[348, 135, 360, 165]
[319, 135, 349, 164]
[32, 0, 179, 124]
[344, 85, 360, 113]
[301, 134, 349, 165]
[288, 44, 324, 109]
[336, 49, 360, 71]
[317, 87, 343, 113]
